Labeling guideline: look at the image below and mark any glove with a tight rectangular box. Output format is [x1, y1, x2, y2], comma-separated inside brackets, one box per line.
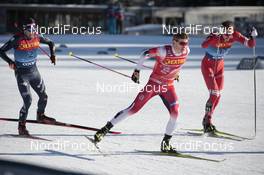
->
[50, 55, 56, 65]
[8, 62, 16, 70]
[174, 73, 180, 82]
[250, 27, 258, 38]
[131, 69, 140, 84]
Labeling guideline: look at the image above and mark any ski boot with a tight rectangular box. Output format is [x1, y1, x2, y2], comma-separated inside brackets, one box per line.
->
[37, 112, 56, 124]
[18, 121, 29, 135]
[160, 134, 178, 153]
[94, 122, 113, 143]
[202, 115, 216, 134]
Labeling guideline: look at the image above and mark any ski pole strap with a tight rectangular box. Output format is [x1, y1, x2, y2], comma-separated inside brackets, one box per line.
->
[69, 52, 131, 79]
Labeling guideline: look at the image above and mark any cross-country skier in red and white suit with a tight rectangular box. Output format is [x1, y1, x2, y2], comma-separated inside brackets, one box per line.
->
[201, 21, 257, 133]
[94, 33, 190, 153]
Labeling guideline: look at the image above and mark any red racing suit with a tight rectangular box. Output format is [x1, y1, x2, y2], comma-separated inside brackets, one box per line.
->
[109, 45, 190, 136]
[201, 31, 256, 122]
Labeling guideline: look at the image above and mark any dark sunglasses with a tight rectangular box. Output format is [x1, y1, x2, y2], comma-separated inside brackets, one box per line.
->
[175, 40, 188, 46]
[23, 24, 36, 33]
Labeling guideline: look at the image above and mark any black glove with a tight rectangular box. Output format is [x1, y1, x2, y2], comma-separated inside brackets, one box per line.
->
[174, 73, 179, 82]
[131, 69, 140, 84]
[8, 62, 16, 70]
[50, 55, 56, 65]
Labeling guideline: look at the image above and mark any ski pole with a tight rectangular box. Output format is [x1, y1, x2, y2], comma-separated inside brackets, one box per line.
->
[69, 52, 132, 79]
[253, 46, 257, 137]
[114, 53, 152, 69]
[38, 46, 50, 57]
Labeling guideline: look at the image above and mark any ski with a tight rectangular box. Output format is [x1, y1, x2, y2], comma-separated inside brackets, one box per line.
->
[84, 137, 224, 162]
[1, 134, 51, 141]
[182, 128, 253, 140]
[0, 118, 121, 134]
[186, 131, 243, 141]
[214, 130, 254, 140]
[135, 150, 225, 162]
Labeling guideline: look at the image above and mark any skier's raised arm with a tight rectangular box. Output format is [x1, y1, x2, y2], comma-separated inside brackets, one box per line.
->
[233, 28, 257, 48]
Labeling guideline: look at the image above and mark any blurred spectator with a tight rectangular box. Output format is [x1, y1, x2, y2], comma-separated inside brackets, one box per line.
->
[106, 2, 116, 34]
[115, 1, 124, 34]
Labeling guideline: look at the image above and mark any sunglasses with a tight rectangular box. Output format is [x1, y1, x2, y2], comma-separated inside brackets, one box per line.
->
[23, 23, 36, 33]
[175, 40, 188, 46]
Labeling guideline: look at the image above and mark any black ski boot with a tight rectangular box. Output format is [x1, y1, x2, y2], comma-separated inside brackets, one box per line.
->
[161, 134, 178, 153]
[18, 121, 29, 135]
[202, 115, 216, 134]
[94, 122, 113, 143]
[37, 112, 56, 124]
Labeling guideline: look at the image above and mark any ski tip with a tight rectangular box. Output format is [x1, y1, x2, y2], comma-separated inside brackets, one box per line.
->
[68, 52, 73, 56]
[220, 158, 227, 162]
[114, 53, 119, 57]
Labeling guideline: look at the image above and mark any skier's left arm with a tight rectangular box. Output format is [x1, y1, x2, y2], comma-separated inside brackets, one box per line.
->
[233, 28, 257, 48]
[131, 48, 160, 83]
[39, 35, 56, 65]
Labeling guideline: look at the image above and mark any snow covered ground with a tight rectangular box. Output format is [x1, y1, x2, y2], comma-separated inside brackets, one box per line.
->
[0, 35, 264, 175]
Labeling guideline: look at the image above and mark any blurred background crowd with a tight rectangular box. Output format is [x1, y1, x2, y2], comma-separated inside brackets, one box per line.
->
[0, 0, 263, 36]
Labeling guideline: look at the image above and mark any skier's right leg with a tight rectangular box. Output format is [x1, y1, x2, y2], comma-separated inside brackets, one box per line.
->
[201, 57, 220, 132]
[15, 72, 32, 135]
[159, 86, 179, 153]
[29, 68, 56, 124]
[94, 81, 158, 143]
